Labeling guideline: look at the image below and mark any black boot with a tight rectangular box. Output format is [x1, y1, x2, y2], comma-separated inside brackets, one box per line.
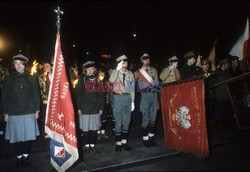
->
[23, 155, 31, 167]
[142, 127, 150, 147]
[122, 143, 132, 151]
[148, 125, 157, 147]
[89, 146, 100, 155]
[143, 140, 151, 147]
[83, 146, 90, 155]
[115, 145, 122, 152]
[115, 133, 122, 152]
[16, 157, 23, 169]
[121, 132, 132, 151]
[149, 136, 157, 147]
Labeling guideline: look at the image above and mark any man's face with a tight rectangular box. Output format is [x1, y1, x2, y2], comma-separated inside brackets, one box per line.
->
[122, 60, 128, 69]
[86, 67, 96, 76]
[43, 63, 52, 73]
[232, 59, 239, 66]
[141, 58, 150, 66]
[223, 63, 230, 70]
[188, 57, 196, 65]
[202, 63, 210, 72]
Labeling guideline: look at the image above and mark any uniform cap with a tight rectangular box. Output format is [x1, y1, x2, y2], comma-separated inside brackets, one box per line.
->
[140, 53, 150, 60]
[183, 51, 195, 59]
[201, 59, 210, 65]
[83, 61, 95, 68]
[116, 55, 128, 62]
[168, 56, 179, 62]
[218, 58, 229, 64]
[230, 56, 239, 61]
[13, 54, 29, 62]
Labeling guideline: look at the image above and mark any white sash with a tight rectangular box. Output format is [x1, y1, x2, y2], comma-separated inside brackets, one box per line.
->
[139, 68, 153, 84]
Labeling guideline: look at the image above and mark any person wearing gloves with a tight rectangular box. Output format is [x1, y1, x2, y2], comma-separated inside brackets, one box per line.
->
[134, 53, 159, 147]
[109, 55, 135, 152]
[160, 56, 180, 84]
[1, 54, 40, 168]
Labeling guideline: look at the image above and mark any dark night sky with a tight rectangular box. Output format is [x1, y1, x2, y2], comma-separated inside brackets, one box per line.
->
[0, 1, 249, 66]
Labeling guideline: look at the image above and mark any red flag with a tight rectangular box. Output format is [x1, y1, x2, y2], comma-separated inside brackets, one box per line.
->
[229, 18, 250, 72]
[161, 79, 209, 159]
[45, 34, 78, 171]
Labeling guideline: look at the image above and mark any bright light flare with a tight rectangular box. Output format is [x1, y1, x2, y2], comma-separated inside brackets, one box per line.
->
[30, 60, 39, 75]
[73, 79, 79, 88]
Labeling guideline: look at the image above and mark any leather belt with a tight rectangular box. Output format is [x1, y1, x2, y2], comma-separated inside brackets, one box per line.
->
[114, 92, 130, 95]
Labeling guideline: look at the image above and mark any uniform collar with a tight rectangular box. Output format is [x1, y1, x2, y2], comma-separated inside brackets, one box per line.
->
[142, 66, 151, 71]
[120, 68, 128, 74]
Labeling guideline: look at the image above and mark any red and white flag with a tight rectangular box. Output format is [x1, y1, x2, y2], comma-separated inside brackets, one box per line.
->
[161, 79, 209, 159]
[45, 34, 78, 172]
[229, 18, 250, 71]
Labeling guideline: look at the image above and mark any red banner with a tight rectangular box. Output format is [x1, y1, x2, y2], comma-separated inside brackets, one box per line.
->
[45, 34, 78, 171]
[161, 79, 209, 159]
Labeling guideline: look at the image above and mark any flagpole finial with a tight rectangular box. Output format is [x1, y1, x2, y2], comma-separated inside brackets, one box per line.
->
[54, 6, 64, 34]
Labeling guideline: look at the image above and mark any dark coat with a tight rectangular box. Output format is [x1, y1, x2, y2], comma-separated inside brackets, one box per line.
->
[213, 69, 232, 101]
[179, 64, 198, 80]
[75, 75, 105, 114]
[1, 71, 40, 116]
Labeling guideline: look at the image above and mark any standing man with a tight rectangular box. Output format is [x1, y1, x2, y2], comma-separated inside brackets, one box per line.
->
[109, 55, 135, 152]
[134, 53, 159, 147]
[212, 58, 232, 130]
[160, 55, 180, 84]
[198, 59, 212, 77]
[229, 56, 241, 77]
[37, 62, 52, 138]
[179, 51, 198, 80]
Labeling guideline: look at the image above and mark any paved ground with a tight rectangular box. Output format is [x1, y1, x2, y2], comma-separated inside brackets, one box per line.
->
[0, 112, 250, 172]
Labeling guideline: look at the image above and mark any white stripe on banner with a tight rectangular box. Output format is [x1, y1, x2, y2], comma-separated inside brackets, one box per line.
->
[139, 68, 153, 84]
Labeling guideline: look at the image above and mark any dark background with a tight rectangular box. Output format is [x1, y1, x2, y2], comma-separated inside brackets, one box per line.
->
[0, 1, 249, 66]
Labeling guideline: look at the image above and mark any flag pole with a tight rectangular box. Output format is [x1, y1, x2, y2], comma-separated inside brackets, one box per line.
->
[45, 7, 79, 171]
[213, 72, 250, 87]
[54, 6, 64, 34]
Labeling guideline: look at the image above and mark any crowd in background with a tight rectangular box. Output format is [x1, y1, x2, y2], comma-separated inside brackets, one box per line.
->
[0, 50, 248, 168]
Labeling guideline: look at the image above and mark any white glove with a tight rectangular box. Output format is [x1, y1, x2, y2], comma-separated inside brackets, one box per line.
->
[116, 60, 123, 71]
[131, 102, 135, 111]
[195, 55, 202, 67]
[169, 62, 177, 70]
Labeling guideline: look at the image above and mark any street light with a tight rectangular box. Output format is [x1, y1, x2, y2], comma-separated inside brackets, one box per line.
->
[0, 36, 6, 52]
[73, 44, 76, 48]
[133, 33, 136, 37]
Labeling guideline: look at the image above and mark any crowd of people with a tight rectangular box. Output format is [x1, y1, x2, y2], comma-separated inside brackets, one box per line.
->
[0, 50, 246, 169]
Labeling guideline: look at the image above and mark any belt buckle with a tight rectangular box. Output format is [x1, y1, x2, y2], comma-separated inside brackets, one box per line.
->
[116, 92, 124, 95]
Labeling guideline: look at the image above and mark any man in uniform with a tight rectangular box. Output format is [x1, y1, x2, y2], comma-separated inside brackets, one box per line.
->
[179, 51, 198, 80]
[109, 55, 135, 152]
[160, 55, 180, 84]
[134, 53, 159, 147]
[37, 62, 52, 138]
[212, 58, 232, 130]
[229, 56, 242, 77]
